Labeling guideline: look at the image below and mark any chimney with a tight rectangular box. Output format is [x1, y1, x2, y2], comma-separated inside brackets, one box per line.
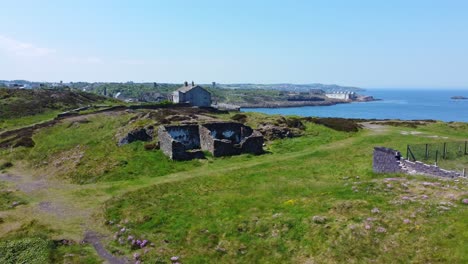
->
[191, 81, 194, 86]
[184, 81, 188, 87]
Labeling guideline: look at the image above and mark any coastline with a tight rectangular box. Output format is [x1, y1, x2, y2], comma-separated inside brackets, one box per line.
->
[239, 98, 380, 109]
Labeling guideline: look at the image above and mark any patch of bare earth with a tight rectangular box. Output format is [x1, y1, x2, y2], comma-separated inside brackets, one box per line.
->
[360, 122, 389, 134]
[0, 169, 121, 262]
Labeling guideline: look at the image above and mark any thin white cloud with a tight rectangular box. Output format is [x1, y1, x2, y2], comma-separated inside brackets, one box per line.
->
[0, 35, 55, 57]
[68, 56, 104, 64]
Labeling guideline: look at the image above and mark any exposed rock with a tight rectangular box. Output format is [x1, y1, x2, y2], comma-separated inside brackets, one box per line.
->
[256, 117, 306, 141]
[257, 124, 296, 140]
[311, 215, 327, 224]
[375, 227, 387, 233]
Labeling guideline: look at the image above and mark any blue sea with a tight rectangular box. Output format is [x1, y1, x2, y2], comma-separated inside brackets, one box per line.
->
[242, 89, 468, 122]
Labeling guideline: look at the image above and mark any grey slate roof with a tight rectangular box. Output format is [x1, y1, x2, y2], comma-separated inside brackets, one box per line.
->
[176, 85, 203, 93]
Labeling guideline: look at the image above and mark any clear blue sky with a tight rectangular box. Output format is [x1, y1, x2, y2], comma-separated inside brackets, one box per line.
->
[1, 0, 467, 89]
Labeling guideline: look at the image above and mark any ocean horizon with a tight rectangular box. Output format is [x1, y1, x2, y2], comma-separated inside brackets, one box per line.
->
[242, 89, 468, 122]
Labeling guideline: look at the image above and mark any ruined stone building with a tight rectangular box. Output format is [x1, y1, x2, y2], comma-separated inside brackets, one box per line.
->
[158, 122, 264, 160]
[172, 82, 212, 107]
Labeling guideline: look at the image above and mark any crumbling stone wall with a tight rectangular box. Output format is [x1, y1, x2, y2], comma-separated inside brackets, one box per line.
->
[373, 147, 403, 173]
[400, 160, 461, 178]
[199, 122, 263, 157]
[199, 123, 259, 157]
[158, 125, 204, 160]
[373, 146, 462, 178]
[158, 122, 263, 160]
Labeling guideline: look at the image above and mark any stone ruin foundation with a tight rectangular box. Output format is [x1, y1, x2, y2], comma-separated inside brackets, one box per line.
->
[373, 146, 463, 178]
[158, 122, 264, 160]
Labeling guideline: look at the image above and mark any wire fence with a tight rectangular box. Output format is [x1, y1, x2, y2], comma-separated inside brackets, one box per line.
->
[407, 141, 468, 174]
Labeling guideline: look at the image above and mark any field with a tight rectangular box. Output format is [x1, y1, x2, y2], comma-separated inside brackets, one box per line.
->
[0, 109, 467, 263]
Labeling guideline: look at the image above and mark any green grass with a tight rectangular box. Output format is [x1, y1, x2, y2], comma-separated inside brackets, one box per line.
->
[0, 182, 26, 210]
[0, 237, 50, 264]
[4, 112, 201, 184]
[0, 110, 467, 263]
[101, 120, 467, 263]
[0, 110, 61, 132]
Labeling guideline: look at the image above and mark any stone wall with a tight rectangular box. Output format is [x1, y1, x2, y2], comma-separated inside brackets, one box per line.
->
[240, 130, 264, 155]
[158, 125, 203, 160]
[400, 160, 461, 178]
[373, 146, 462, 178]
[199, 122, 263, 157]
[373, 147, 403, 173]
[159, 122, 264, 160]
[165, 125, 200, 149]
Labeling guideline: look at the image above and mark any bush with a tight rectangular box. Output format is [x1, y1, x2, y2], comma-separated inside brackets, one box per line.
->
[0, 237, 51, 264]
[231, 114, 248, 123]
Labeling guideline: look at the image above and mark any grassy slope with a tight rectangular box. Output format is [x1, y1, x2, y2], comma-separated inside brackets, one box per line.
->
[6, 112, 201, 184]
[102, 121, 468, 263]
[0, 88, 117, 131]
[0, 111, 467, 263]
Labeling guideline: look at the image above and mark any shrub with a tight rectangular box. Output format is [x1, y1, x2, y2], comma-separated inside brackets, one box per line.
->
[0, 237, 51, 264]
[231, 114, 248, 123]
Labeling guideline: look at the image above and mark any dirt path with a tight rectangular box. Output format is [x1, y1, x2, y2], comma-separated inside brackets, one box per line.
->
[360, 122, 389, 134]
[84, 231, 128, 264]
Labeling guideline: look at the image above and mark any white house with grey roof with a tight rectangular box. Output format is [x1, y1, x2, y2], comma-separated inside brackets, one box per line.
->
[172, 81, 212, 107]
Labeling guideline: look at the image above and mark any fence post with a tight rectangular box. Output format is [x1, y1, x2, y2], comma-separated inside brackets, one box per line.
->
[443, 142, 446, 159]
[406, 145, 409, 160]
[425, 144, 428, 159]
[435, 150, 438, 166]
[465, 141, 467, 155]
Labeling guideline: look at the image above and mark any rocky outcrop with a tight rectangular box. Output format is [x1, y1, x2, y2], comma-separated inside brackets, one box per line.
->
[257, 117, 305, 141]
[451, 96, 468, 100]
[257, 124, 297, 140]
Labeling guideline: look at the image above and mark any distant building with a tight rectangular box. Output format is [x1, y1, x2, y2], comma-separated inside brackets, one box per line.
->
[9, 83, 25, 89]
[309, 89, 325, 95]
[172, 81, 212, 107]
[325, 91, 356, 100]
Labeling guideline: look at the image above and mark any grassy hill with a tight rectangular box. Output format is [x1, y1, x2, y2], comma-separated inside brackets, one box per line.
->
[0, 88, 115, 118]
[0, 88, 117, 131]
[0, 108, 466, 263]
